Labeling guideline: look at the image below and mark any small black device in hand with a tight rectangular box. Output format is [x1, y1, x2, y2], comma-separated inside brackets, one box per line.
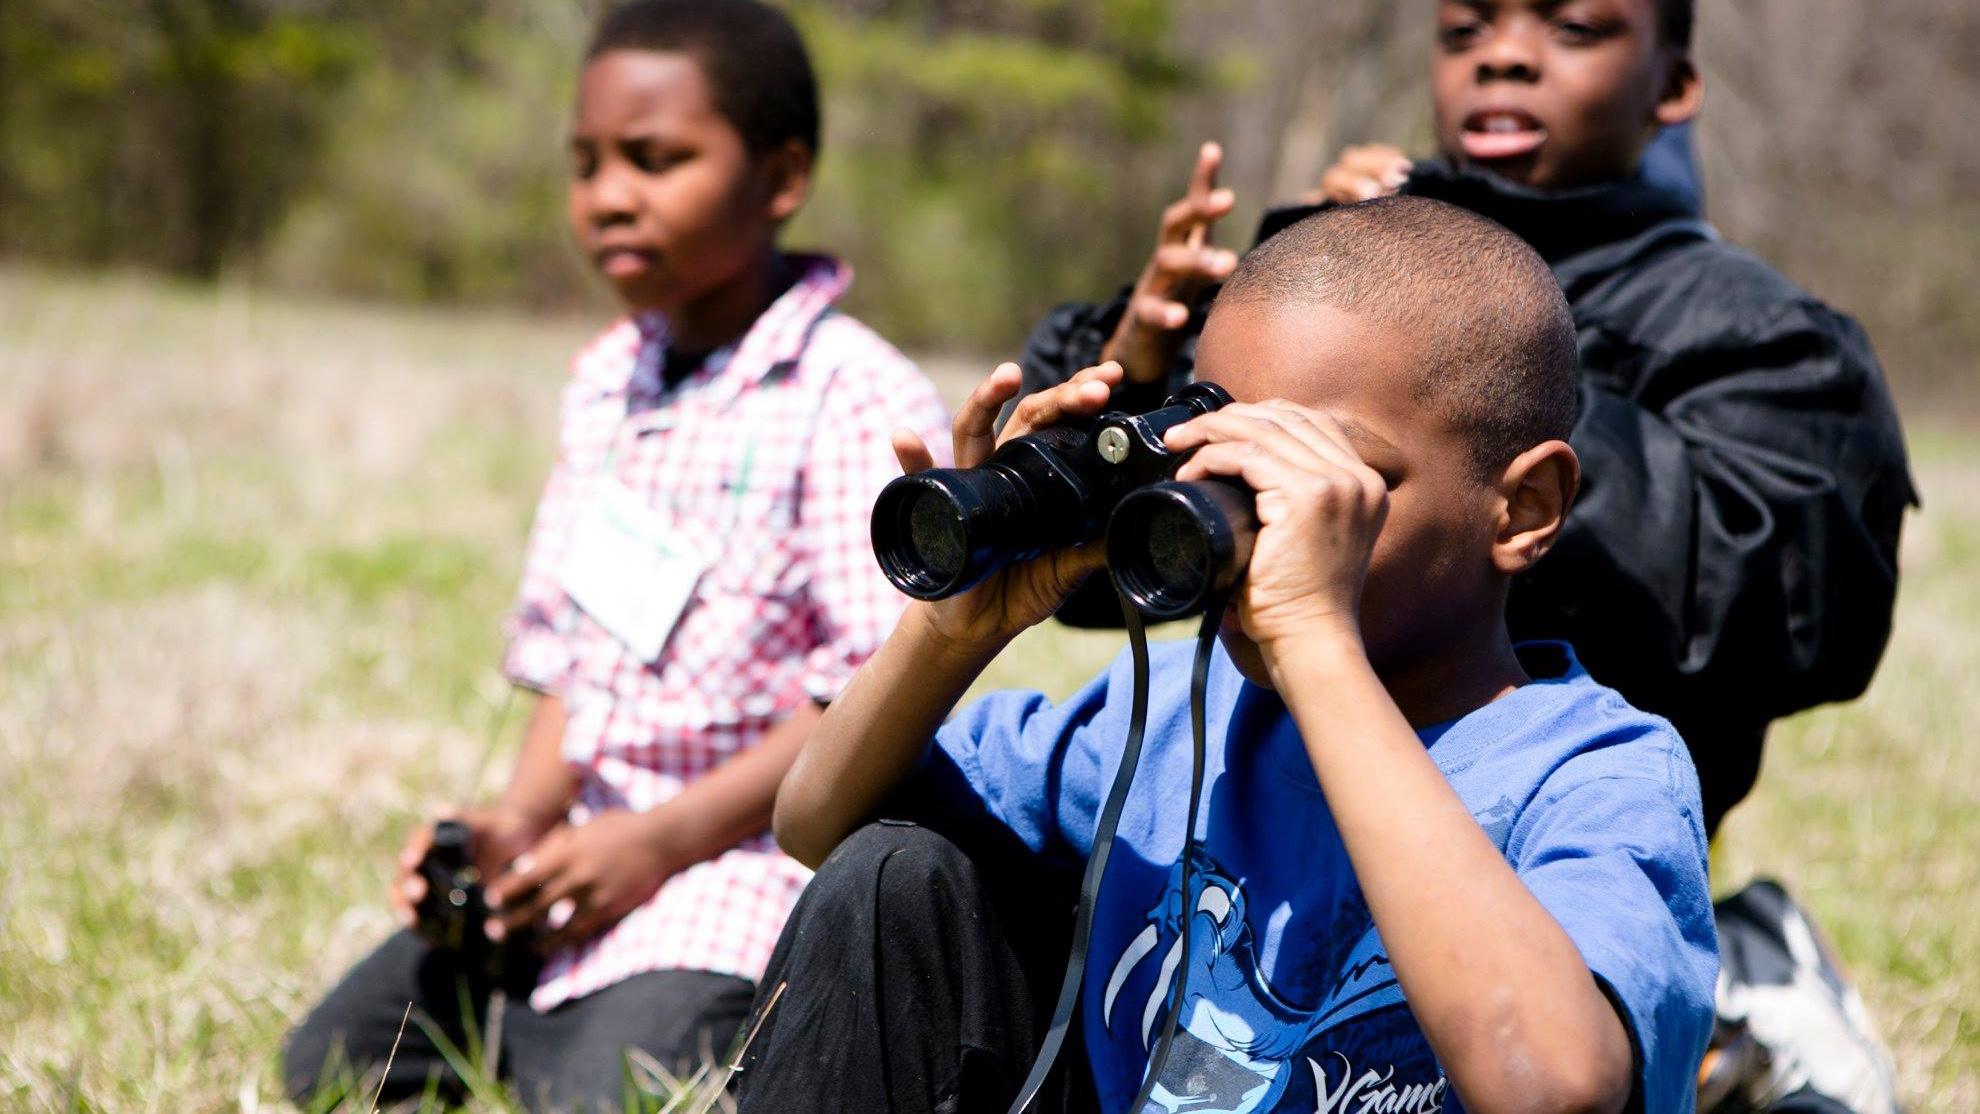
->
[871, 382, 1256, 620]
[414, 819, 508, 978]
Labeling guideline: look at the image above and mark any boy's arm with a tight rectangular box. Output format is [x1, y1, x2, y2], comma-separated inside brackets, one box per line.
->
[774, 362, 1118, 866]
[1018, 144, 1234, 416]
[1169, 404, 1632, 1114]
[774, 606, 1007, 867]
[1270, 639, 1633, 1113]
[495, 692, 578, 831]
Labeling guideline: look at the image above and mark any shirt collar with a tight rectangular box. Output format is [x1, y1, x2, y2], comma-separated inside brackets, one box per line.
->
[618, 253, 851, 403]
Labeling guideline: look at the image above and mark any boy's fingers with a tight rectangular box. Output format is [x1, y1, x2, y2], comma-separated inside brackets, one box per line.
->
[1001, 361, 1122, 440]
[1004, 375, 1115, 441]
[1256, 402, 1366, 471]
[391, 874, 425, 926]
[1173, 439, 1318, 496]
[1165, 409, 1329, 473]
[1318, 166, 1378, 204]
[486, 837, 557, 909]
[492, 865, 567, 934]
[1345, 144, 1411, 183]
[396, 805, 454, 868]
[1067, 359, 1125, 386]
[397, 831, 428, 870]
[540, 897, 605, 953]
[1279, 407, 1375, 474]
[1132, 295, 1190, 332]
[1187, 140, 1223, 200]
[1312, 145, 1412, 205]
[1149, 244, 1238, 285]
[1227, 404, 1375, 490]
[952, 363, 1024, 467]
[1157, 188, 1237, 243]
[892, 428, 935, 475]
[1176, 440, 1382, 518]
[1049, 538, 1111, 586]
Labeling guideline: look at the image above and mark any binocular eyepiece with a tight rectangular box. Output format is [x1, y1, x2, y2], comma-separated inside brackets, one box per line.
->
[871, 382, 1257, 621]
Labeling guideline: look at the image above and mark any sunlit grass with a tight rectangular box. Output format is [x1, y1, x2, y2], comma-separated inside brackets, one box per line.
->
[0, 267, 1972, 1108]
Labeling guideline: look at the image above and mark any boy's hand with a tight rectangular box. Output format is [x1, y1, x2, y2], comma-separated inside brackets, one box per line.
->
[889, 361, 1118, 649]
[1103, 142, 1238, 385]
[483, 809, 677, 953]
[1167, 400, 1388, 652]
[1305, 143, 1411, 205]
[390, 804, 543, 929]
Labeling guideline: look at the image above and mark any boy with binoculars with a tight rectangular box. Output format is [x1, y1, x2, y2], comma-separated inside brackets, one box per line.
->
[737, 197, 1716, 1114]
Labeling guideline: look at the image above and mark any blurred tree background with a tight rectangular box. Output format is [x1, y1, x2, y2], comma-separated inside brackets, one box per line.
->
[0, 0, 1973, 396]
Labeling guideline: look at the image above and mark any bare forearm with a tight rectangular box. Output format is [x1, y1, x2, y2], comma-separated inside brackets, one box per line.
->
[773, 606, 1003, 867]
[642, 700, 822, 869]
[1271, 633, 1630, 1113]
[499, 693, 578, 831]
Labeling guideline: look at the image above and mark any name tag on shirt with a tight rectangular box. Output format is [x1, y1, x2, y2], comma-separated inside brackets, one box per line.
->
[559, 476, 711, 662]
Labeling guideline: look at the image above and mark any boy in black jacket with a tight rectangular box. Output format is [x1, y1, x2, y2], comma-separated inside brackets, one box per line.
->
[1019, 2, 1914, 1107]
[1022, 0, 1913, 838]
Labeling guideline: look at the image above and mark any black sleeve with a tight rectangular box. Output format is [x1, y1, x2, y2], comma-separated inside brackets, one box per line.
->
[1015, 290, 1197, 419]
[1510, 289, 1916, 739]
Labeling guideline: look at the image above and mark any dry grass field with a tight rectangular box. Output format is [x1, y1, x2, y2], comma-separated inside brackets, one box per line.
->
[0, 267, 1973, 1110]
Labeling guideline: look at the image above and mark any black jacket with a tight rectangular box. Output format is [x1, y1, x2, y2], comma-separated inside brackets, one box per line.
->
[1019, 159, 1916, 831]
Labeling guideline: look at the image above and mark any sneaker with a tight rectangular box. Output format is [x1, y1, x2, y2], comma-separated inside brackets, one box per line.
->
[1702, 879, 1903, 1114]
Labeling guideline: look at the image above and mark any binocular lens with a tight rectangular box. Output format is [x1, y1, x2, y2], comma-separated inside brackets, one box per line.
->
[873, 467, 1051, 600]
[875, 480, 975, 598]
[1108, 481, 1257, 621]
[1147, 509, 1212, 594]
[902, 487, 968, 583]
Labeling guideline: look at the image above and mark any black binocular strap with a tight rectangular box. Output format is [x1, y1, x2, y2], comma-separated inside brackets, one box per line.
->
[1007, 587, 1230, 1114]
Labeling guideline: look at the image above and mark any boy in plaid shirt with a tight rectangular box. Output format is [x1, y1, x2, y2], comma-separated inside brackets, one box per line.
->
[283, 2, 947, 1108]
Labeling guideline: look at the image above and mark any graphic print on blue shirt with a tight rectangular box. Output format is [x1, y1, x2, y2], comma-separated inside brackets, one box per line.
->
[1098, 847, 1455, 1113]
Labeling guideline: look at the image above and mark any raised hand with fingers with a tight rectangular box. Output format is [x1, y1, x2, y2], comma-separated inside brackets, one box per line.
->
[889, 360, 1124, 648]
[1307, 143, 1413, 205]
[1104, 142, 1238, 385]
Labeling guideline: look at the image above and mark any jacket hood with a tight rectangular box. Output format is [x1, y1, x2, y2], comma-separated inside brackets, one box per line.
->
[1254, 159, 1703, 268]
[1398, 158, 1701, 264]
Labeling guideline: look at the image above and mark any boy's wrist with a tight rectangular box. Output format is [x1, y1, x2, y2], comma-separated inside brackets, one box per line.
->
[1259, 617, 1369, 689]
[1103, 317, 1184, 385]
[488, 796, 566, 840]
[904, 601, 1013, 664]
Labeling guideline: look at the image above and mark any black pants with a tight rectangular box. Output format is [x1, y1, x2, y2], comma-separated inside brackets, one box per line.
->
[283, 930, 753, 1112]
[735, 820, 1093, 1114]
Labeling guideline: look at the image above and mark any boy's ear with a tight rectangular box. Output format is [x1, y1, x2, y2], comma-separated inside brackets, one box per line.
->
[1492, 440, 1581, 575]
[761, 138, 814, 224]
[1654, 50, 1703, 127]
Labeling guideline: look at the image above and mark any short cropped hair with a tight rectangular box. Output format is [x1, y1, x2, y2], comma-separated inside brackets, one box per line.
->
[1657, 0, 1694, 50]
[1218, 196, 1577, 478]
[588, 0, 821, 158]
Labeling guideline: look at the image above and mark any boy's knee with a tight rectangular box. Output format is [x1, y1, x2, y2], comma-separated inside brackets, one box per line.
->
[811, 820, 976, 917]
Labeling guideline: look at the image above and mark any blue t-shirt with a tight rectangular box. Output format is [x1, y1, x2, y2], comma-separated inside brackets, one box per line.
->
[913, 640, 1717, 1113]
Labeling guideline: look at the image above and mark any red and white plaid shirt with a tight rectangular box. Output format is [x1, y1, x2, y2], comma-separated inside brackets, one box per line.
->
[503, 255, 949, 1009]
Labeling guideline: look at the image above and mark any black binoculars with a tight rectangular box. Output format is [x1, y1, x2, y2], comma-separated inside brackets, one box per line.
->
[871, 382, 1257, 621]
[414, 820, 513, 978]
